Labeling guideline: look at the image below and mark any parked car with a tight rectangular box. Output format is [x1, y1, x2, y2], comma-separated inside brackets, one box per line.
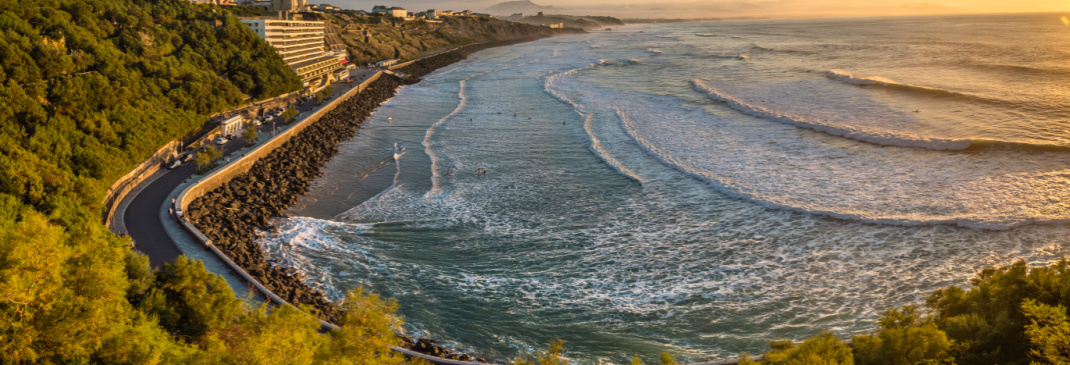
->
[165, 159, 182, 170]
[214, 136, 228, 145]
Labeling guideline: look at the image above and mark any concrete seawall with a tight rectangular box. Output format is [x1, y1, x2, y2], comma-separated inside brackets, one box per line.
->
[170, 38, 553, 365]
[176, 71, 383, 210]
[171, 72, 387, 329]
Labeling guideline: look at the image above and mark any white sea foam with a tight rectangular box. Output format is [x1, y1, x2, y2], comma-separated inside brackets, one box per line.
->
[253, 27, 1070, 362]
[544, 64, 645, 183]
[826, 69, 898, 85]
[691, 79, 978, 150]
[393, 142, 406, 186]
[549, 74, 1070, 229]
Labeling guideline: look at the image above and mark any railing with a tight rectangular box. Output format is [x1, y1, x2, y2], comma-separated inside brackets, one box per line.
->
[102, 140, 181, 233]
[171, 71, 494, 365]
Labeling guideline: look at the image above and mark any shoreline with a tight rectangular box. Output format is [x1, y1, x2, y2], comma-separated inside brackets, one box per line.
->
[184, 36, 550, 363]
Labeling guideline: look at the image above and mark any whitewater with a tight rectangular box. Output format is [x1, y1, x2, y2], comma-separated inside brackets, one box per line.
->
[256, 14, 1070, 363]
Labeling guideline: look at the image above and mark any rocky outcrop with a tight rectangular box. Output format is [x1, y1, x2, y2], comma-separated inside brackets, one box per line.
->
[400, 336, 489, 363]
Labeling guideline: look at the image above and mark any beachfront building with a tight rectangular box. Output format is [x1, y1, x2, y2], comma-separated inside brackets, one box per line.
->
[237, 0, 309, 11]
[270, 0, 308, 11]
[221, 115, 244, 136]
[240, 15, 344, 87]
[375, 59, 398, 68]
[372, 5, 407, 18]
[426, 9, 445, 19]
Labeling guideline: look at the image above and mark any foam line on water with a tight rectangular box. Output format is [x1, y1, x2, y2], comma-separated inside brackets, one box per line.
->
[605, 89, 1070, 230]
[690, 79, 977, 151]
[825, 69, 994, 102]
[393, 142, 406, 186]
[423, 49, 564, 198]
[694, 78, 1070, 154]
[543, 61, 645, 183]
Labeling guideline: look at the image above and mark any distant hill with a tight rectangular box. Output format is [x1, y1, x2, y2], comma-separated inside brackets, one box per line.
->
[319, 12, 562, 65]
[485, 0, 560, 16]
[504, 13, 624, 29]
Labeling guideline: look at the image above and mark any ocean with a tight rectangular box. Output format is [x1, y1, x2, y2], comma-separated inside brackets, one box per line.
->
[256, 13, 1070, 363]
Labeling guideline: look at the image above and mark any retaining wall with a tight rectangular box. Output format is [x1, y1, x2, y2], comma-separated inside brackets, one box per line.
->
[168, 40, 553, 365]
[104, 140, 181, 234]
[176, 71, 382, 211]
[172, 72, 385, 327]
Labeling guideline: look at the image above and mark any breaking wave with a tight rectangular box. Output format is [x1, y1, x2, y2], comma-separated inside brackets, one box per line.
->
[691, 79, 1070, 153]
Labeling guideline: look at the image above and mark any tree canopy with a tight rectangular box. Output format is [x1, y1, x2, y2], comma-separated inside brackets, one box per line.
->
[0, 1, 409, 363]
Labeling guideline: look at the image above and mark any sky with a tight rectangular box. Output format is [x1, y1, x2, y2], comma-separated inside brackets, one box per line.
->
[323, 0, 1070, 19]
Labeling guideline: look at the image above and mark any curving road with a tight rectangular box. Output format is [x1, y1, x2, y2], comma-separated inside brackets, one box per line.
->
[123, 77, 366, 267]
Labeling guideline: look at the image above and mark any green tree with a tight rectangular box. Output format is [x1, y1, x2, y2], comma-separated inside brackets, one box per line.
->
[852, 306, 950, 365]
[515, 339, 567, 365]
[194, 144, 222, 172]
[201, 304, 326, 364]
[1021, 299, 1070, 364]
[737, 353, 759, 365]
[140, 257, 241, 340]
[318, 287, 407, 364]
[241, 124, 258, 146]
[659, 352, 677, 365]
[760, 331, 854, 365]
[281, 107, 299, 123]
[0, 199, 72, 362]
[925, 260, 1070, 364]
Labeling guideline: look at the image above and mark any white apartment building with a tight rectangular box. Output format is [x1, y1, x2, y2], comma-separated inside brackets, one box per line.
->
[240, 17, 344, 86]
[372, 5, 407, 18]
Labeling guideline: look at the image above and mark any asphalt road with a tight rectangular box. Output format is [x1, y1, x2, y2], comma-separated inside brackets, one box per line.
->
[124, 78, 364, 267]
[125, 138, 247, 267]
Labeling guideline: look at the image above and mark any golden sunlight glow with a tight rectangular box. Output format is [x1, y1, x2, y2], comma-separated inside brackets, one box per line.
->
[535, 0, 1070, 20]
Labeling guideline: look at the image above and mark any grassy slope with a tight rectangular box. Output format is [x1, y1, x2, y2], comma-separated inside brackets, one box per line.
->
[323, 13, 556, 65]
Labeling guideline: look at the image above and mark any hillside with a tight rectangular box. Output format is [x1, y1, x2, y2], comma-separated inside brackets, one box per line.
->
[504, 13, 625, 29]
[0, 0, 403, 362]
[317, 11, 570, 66]
[484, 0, 561, 16]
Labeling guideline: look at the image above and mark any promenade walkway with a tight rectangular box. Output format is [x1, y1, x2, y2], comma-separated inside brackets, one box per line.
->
[119, 73, 374, 300]
[113, 43, 751, 365]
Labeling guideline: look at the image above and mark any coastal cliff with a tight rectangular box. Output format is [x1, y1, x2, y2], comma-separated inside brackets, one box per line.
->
[320, 11, 577, 65]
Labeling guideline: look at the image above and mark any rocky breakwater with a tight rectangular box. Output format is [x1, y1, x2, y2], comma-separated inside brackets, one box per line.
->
[186, 36, 550, 363]
[185, 75, 404, 322]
